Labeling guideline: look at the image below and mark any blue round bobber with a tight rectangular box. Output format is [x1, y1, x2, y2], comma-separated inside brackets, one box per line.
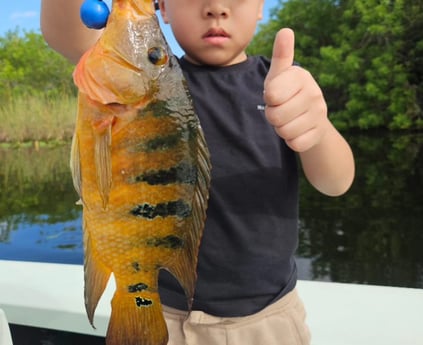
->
[80, 0, 110, 29]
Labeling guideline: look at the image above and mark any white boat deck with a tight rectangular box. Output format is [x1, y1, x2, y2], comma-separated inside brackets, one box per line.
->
[0, 260, 422, 344]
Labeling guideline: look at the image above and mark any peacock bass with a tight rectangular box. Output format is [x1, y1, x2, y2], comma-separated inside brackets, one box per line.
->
[70, 1, 211, 344]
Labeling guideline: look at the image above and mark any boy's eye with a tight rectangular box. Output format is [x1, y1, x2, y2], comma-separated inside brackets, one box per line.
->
[148, 47, 168, 66]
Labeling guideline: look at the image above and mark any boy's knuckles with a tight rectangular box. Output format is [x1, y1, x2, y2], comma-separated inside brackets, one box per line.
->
[264, 107, 281, 126]
[263, 87, 282, 106]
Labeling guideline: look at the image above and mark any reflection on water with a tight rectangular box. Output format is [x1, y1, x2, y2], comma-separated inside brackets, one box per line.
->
[0, 133, 422, 288]
[298, 131, 423, 288]
[0, 145, 83, 264]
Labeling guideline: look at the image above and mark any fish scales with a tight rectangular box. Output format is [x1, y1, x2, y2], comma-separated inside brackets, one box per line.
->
[70, 1, 211, 345]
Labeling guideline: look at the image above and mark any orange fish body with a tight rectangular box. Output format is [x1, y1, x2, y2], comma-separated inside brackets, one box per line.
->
[70, 1, 211, 344]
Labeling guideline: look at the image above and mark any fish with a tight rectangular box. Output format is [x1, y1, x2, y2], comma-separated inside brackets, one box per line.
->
[70, 1, 211, 344]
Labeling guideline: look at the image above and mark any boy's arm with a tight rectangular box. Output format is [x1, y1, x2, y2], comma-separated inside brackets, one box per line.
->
[264, 29, 355, 196]
[298, 123, 354, 196]
[41, 0, 102, 63]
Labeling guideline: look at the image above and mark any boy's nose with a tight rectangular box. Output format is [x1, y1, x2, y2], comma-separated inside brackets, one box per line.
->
[203, 1, 230, 18]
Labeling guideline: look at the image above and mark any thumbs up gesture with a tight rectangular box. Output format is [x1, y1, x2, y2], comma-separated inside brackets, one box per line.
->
[264, 29, 329, 153]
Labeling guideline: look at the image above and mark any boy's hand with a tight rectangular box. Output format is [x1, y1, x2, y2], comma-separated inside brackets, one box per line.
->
[264, 28, 329, 153]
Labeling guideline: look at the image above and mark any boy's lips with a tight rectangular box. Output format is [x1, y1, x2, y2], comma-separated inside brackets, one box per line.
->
[202, 28, 230, 45]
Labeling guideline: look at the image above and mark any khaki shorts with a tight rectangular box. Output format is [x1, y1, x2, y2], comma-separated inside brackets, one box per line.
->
[163, 288, 311, 345]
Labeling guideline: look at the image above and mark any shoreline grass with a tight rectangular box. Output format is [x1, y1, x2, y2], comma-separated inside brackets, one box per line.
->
[1, 93, 421, 147]
[0, 93, 77, 144]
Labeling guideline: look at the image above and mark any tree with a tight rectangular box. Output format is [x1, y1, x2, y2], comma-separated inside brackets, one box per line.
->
[0, 29, 76, 102]
[402, 1, 423, 122]
[248, 0, 423, 130]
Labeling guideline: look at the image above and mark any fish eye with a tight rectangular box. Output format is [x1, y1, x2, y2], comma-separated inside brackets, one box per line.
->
[147, 47, 168, 66]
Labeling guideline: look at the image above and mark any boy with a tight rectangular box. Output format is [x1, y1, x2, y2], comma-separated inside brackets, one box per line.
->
[41, 0, 355, 344]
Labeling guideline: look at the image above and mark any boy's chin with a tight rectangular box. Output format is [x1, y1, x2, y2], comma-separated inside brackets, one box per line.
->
[184, 50, 247, 67]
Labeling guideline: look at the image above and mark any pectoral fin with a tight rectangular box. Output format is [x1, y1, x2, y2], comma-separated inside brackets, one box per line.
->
[70, 132, 82, 200]
[94, 123, 112, 209]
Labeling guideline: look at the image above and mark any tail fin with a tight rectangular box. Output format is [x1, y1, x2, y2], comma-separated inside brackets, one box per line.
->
[106, 291, 168, 345]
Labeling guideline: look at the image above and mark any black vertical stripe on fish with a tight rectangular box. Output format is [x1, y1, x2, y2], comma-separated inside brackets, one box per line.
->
[140, 99, 198, 124]
[132, 162, 197, 185]
[130, 200, 191, 219]
[138, 100, 170, 117]
[130, 132, 182, 153]
[128, 282, 149, 293]
[145, 235, 184, 249]
[131, 262, 141, 272]
[135, 297, 153, 307]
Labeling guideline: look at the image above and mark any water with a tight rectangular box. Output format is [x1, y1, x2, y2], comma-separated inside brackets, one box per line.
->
[0, 145, 84, 265]
[297, 131, 423, 288]
[1, 132, 423, 289]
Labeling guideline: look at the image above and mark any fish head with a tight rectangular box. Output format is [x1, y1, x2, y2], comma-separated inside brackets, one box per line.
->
[74, 0, 176, 107]
[105, 0, 169, 75]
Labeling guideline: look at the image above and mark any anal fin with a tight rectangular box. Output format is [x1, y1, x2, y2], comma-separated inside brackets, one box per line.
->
[165, 243, 198, 310]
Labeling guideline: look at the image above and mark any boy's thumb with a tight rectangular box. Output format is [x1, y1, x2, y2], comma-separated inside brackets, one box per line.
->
[265, 28, 295, 83]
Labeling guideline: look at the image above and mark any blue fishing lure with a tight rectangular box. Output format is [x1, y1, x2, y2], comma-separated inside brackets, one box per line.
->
[80, 0, 160, 29]
[80, 0, 110, 29]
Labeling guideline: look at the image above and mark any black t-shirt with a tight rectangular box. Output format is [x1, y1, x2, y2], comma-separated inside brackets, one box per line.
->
[159, 56, 299, 317]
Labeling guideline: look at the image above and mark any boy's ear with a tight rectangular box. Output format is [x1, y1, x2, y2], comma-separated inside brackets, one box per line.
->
[157, 0, 169, 23]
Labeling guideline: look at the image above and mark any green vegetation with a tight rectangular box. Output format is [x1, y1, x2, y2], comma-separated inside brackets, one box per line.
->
[0, 93, 76, 143]
[0, 29, 77, 143]
[1, 0, 423, 144]
[0, 29, 76, 100]
[248, 0, 423, 131]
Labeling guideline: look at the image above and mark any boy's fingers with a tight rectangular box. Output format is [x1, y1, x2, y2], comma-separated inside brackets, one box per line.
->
[265, 28, 295, 86]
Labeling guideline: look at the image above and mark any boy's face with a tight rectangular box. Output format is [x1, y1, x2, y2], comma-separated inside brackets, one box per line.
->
[158, 0, 264, 66]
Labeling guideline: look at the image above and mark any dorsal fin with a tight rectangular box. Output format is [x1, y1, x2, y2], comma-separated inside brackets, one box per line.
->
[163, 125, 211, 310]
